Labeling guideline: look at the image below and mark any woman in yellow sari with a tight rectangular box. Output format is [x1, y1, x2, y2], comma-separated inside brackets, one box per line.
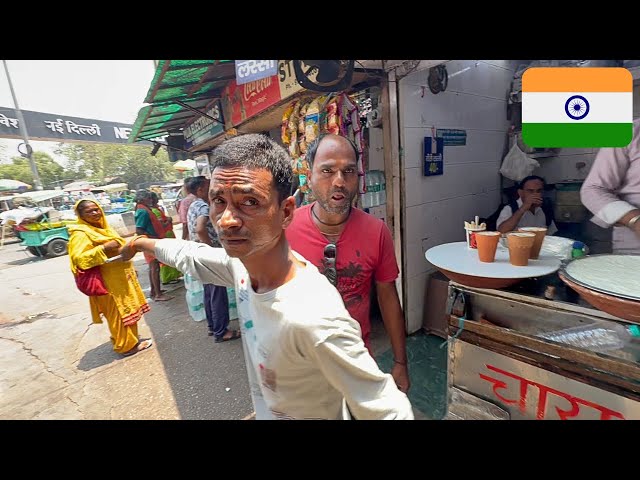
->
[68, 199, 153, 356]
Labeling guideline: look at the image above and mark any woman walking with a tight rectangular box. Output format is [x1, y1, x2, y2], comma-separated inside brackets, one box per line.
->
[68, 199, 153, 356]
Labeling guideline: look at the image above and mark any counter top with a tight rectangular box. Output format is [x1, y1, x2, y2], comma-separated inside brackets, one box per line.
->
[425, 242, 561, 279]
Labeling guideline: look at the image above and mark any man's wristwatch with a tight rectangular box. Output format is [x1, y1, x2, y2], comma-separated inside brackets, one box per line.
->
[628, 214, 640, 230]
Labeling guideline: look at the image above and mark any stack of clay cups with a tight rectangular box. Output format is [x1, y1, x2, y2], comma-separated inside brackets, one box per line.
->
[475, 232, 501, 263]
[506, 232, 536, 266]
[517, 227, 547, 259]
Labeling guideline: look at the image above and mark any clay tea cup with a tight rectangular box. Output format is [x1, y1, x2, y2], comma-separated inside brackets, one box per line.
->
[518, 227, 547, 259]
[506, 232, 536, 266]
[475, 231, 501, 263]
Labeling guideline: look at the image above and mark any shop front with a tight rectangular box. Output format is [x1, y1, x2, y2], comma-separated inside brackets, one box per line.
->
[128, 59, 405, 338]
[402, 60, 640, 419]
[128, 59, 640, 420]
[442, 276, 640, 420]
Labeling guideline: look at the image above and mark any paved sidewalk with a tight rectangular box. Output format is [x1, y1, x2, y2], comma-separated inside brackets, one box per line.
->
[0, 233, 252, 420]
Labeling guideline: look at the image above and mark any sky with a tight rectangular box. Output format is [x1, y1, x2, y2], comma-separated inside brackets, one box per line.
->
[0, 60, 156, 165]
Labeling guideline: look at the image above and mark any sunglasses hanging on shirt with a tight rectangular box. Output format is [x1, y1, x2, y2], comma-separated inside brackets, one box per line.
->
[323, 243, 337, 287]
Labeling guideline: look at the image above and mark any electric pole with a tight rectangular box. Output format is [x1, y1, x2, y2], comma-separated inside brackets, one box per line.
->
[2, 60, 43, 190]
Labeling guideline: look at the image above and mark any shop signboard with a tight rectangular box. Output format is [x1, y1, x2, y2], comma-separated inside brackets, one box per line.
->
[278, 60, 305, 100]
[452, 340, 640, 420]
[235, 60, 278, 85]
[222, 75, 282, 126]
[222, 60, 318, 128]
[182, 99, 224, 150]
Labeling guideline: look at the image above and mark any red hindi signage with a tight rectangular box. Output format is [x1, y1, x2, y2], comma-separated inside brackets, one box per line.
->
[223, 75, 282, 126]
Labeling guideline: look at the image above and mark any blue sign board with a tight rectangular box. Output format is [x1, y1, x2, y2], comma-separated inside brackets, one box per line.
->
[235, 60, 278, 85]
[182, 100, 225, 150]
[424, 137, 444, 176]
[436, 128, 467, 146]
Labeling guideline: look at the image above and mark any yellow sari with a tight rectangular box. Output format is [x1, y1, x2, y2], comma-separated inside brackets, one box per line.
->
[68, 200, 150, 354]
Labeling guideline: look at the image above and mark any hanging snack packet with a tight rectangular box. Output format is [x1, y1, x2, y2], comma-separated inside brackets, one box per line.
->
[281, 102, 296, 145]
[325, 99, 340, 135]
[305, 97, 322, 145]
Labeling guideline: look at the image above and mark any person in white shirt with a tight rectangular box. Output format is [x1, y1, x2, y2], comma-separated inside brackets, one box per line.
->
[580, 119, 640, 254]
[496, 175, 558, 235]
[119, 133, 413, 420]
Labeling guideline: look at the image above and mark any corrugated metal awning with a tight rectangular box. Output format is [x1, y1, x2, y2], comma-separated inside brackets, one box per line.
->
[130, 60, 386, 147]
[129, 60, 234, 142]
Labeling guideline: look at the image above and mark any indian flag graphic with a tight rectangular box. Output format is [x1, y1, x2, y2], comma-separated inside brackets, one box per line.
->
[522, 67, 632, 148]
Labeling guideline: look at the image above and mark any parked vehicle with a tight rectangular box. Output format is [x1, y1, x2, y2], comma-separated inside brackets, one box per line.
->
[14, 213, 73, 257]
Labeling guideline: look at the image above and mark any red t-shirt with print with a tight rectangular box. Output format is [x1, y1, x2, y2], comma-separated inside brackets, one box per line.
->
[286, 203, 399, 348]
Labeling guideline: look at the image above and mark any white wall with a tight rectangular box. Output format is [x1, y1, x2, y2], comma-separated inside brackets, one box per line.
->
[399, 60, 518, 333]
[531, 147, 598, 184]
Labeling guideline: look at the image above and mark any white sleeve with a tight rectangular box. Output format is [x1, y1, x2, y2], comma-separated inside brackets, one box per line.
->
[155, 238, 235, 287]
[580, 145, 635, 227]
[496, 205, 513, 229]
[298, 317, 414, 420]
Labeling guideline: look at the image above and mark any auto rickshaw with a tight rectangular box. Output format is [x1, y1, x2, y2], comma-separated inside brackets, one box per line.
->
[14, 214, 74, 257]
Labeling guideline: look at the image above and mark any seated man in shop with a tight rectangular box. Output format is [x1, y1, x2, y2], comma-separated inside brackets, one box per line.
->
[496, 175, 558, 235]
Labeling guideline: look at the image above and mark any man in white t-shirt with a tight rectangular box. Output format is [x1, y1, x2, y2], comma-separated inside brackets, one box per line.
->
[120, 133, 413, 420]
[496, 175, 558, 235]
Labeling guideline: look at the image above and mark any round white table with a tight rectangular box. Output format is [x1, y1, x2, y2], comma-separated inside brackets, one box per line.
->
[425, 242, 561, 280]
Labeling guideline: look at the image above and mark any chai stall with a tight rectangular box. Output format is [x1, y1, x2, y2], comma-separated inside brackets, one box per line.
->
[426, 235, 640, 420]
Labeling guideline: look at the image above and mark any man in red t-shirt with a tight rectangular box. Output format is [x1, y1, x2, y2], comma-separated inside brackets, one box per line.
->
[286, 134, 410, 393]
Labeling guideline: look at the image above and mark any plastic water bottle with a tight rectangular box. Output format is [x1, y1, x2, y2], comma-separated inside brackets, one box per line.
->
[370, 171, 380, 207]
[361, 172, 372, 209]
[538, 322, 640, 353]
[378, 170, 386, 205]
[374, 170, 384, 206]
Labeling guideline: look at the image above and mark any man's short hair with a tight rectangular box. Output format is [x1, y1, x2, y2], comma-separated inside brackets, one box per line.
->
[519, 175, 546, 190]
[306, 133, 359, 168]
[187, 176, 207, 194]
[211, 134, 293, 203]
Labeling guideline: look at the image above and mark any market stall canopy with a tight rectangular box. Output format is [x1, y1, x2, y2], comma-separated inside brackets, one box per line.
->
[63, 180, 94, 191]
[90, 183, 129, 193]
[129, 60, 235, 143]
[13, 190, 66, 204]
[129, 60, 385, 151]
[0, 179, 32, 192]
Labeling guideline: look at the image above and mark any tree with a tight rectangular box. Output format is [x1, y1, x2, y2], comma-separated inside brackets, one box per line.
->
[0, 151, 64, 188]
[55, 143, 176, 188]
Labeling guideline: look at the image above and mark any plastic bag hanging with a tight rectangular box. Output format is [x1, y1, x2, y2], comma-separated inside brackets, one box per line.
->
[499, 143, 540, 182]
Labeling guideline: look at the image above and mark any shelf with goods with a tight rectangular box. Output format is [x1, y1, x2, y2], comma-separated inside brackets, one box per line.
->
[178, 63, 388, 222]
[279, 88, 386, 218]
